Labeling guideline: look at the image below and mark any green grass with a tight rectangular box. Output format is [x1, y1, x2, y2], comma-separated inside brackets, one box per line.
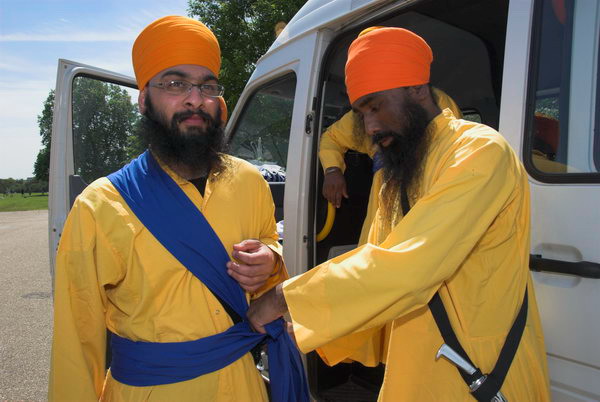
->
[0, 193, 48, 212]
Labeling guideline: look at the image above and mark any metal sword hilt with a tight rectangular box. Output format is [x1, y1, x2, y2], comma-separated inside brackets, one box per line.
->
[436, 344, 508, 402]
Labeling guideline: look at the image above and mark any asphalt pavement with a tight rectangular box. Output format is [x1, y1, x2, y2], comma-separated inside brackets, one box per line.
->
[0, 210, 52, 401]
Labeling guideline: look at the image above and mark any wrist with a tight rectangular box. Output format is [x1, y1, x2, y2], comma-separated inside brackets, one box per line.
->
[274, 283, 288, 315]
[325, 166, 342, 175]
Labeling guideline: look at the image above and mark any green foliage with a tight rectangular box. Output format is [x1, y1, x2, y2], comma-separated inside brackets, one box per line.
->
[187, 0, 307, 110]
[72, 77, 140, 183]
[33, 147, 50, 182]
[126, 118, 147, 160]
[34, 79, 142, 186]
[229, 77, 296, 168]
[535, 97, 559, 120]
[0, 178, 48, 197]
[33, 91, 55, 182]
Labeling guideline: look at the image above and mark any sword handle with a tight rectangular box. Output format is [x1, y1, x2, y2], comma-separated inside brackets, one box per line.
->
[437, 344, 508, 402]
[492, 392, 508, 402]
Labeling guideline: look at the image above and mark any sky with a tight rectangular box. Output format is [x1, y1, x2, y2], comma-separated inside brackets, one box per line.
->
[0, 0, 191, 179]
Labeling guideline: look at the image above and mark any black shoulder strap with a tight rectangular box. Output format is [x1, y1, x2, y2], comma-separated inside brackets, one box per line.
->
[400, 185, 528, 400]
[429, 290, 528, 400]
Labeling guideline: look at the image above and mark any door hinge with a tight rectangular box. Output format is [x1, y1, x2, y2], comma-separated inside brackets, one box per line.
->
[305, 112, 314, 135]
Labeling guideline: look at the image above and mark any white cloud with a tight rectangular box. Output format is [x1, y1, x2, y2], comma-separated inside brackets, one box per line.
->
[0, 54, 56, 77]
[0, 84, 50, 179]
[0, 0, 191, 179]
[0, 30, 138, 42]
[0, 133, 41, 179]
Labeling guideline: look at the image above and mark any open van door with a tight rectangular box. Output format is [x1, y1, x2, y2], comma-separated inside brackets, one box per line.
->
[48, 59, 138, 279]
[501, 1, 600, 400]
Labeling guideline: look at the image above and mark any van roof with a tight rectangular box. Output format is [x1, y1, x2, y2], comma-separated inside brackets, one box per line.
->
[265, 0, 387, 55]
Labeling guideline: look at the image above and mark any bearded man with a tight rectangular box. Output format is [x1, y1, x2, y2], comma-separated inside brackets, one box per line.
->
[248, 27, 550, 400]
[49, 16, 307, 402]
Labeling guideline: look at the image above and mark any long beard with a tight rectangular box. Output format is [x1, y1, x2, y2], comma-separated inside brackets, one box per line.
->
[373, 99, 431, 228]
[141, 95, 226, 176]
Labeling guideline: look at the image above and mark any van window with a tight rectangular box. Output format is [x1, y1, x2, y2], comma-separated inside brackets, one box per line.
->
[71, 76, 140, 184]
[462, 109, 483, 124]
[525, 0, 600, 181]
[228, 73, 297, 181]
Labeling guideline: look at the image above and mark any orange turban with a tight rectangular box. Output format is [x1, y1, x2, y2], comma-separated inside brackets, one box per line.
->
[345, 27, 433, 105]
[132, 16, 221, 90]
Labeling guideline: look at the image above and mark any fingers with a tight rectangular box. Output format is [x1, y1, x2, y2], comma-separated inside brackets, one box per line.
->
[227, 260, 270, 293]
[332, 183, 348, 208]
[232, 249, 266, 265]
[228, 242, 276, 292]
[247, 296, 270, 334]
[333, 188, 342, 208]
[323, 184, 342, 207]
[322, 170, 348, 208]
[232, 239, 262, 252]
[247, 286, 285, 334]
[233, 242, 273, 266]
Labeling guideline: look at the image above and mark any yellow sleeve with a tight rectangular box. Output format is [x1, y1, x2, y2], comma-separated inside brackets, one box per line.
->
[284, 134, 520, 353]
[318, 111, 374, 172]
[252, 177, 289, 298]
[432, 87, 463, 118]
[316, 325, 385, 366]
[49, 197, 119, 401]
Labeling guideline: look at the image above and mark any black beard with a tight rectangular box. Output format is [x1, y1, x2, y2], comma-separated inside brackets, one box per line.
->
[141, 95, 226, 176]
[373, 98, 431, 212]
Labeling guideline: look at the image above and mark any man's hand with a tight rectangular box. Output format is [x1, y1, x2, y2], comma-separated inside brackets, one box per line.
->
[227, 239, 276, 293]
[322, 167, 348, 208]
[247, 284, 288, 334]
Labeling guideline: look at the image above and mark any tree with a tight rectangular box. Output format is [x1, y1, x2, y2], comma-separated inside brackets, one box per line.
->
[71, 77, 140, 183]
[33, 147, 50, 183]
[34, 78, 141, 186]
[33, 91, 54, 182]
[187, 0, 307, 110]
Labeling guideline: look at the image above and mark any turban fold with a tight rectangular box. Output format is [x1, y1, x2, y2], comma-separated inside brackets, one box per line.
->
[345, 28, 433, 105]
[133, 16, 221, 90]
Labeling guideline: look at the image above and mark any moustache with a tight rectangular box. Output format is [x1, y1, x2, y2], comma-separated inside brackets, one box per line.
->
[173, 109, 215, 125]
[371, 131, 399, 147]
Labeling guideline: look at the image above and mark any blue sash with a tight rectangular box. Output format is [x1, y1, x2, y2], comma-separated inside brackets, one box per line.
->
[107, 151, 308, 402]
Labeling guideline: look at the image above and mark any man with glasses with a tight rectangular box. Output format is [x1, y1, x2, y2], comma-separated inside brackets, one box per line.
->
[49, 16, 307, 402]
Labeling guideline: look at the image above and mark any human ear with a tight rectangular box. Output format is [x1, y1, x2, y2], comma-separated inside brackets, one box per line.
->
[407, 84, 429, 102]
[138, 88, 148, 115]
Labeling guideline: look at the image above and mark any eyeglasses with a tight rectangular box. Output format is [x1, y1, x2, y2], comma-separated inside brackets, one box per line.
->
[150, 80, 225, 97]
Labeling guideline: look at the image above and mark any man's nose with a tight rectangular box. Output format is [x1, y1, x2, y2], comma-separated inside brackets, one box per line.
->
[183, 86, 206, 109]
[364, 114, 382, 137]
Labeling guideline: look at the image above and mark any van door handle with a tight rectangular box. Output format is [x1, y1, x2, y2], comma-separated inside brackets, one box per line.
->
[530, 254, 600, 279]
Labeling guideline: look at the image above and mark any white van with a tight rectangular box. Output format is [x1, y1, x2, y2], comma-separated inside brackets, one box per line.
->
[49, 0, 600, 400]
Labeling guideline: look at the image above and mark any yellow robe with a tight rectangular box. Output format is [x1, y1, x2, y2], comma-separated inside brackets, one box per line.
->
[49, 155, 287, 402]
[318, 87, 463, 245]
[286, 110, 550, 400]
